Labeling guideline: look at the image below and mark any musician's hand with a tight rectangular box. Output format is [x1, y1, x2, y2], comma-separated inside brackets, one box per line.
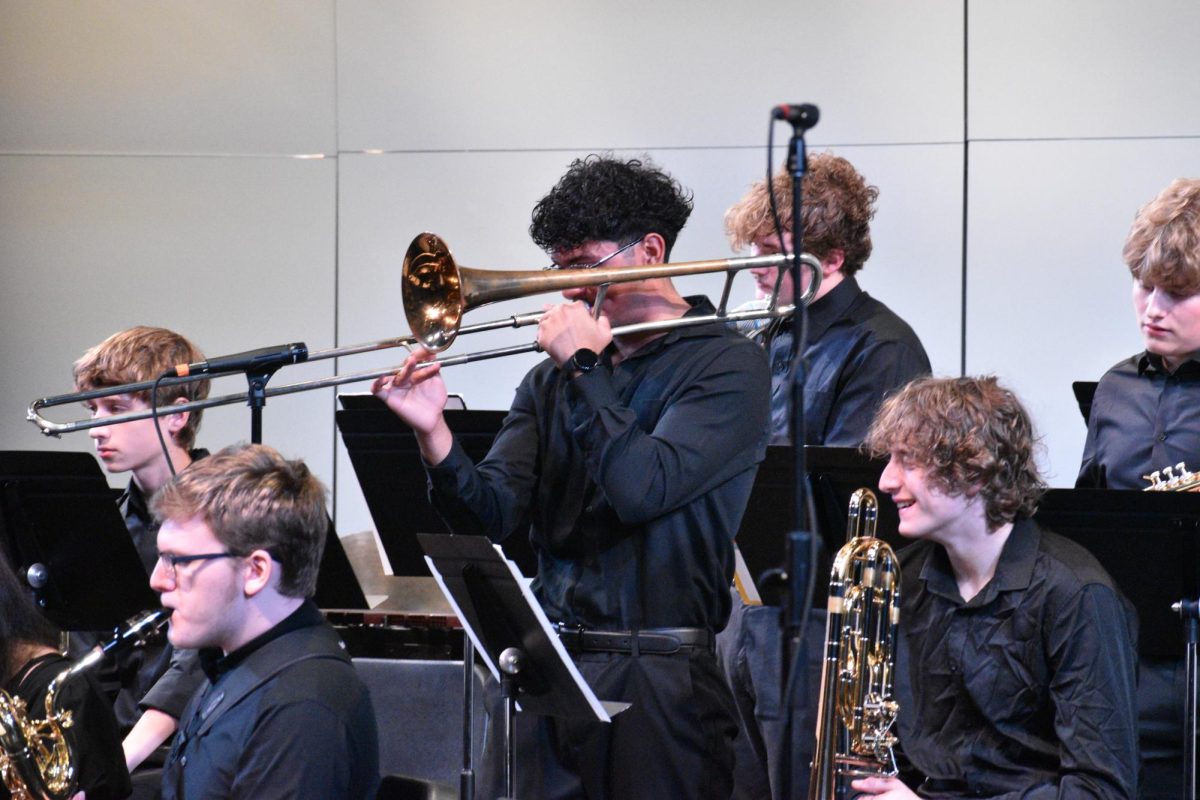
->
[850, 776, 918, 798]
[371, 348, 453, 463]
[537, 302, 612, 369]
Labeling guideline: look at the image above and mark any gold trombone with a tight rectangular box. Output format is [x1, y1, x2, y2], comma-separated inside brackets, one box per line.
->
[28, 232, 821, 437]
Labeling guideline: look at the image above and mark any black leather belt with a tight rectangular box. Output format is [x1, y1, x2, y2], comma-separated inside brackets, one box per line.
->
[553, 624, 713, 655]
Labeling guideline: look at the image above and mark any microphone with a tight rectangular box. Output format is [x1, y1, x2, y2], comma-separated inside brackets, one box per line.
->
[162, 343, 309, 378]
[772, 103, 820, 130]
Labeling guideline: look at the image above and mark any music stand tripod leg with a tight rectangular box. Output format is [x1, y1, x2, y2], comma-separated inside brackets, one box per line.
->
[498, 647, 524, 800]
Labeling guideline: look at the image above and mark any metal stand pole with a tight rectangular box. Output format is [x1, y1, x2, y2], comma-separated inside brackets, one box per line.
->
[497, 647, 524, 800]
[1175, 598, 1200, 800]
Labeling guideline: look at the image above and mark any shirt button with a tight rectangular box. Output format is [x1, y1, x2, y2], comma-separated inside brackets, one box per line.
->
[1159, 433, 1168, 442]
[949, 662, 959, 673]
[180, 755, 187, 767]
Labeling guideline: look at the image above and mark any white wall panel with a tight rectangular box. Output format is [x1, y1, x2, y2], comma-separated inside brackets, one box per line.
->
[336, 0, 964, 152]
[333, 143, 963, 534]
[969, 0, 1200, 140]
[0, 155, 338, 496]
[965, 138, 1200, 487]
[0, 0, 337, 154]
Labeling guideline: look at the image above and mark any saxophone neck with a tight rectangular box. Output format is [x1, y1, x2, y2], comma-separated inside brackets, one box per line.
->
[47, 609, 172, 707]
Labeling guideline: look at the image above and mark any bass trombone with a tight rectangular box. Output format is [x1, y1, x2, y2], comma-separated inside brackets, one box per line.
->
[28, 232, 821, 437]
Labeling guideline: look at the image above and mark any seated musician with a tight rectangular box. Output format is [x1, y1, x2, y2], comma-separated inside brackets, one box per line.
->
[1, 552, 131, 800]
[150, 443, 379, 800]
[854, 376, 1138, 799]
[720, 153, 931, 799]
[1076, 177, 1200, 799]
[373, 154, 770, 799]
[72, 326, 211, 773]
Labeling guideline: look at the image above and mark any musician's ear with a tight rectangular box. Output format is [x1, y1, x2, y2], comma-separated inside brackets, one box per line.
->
[242, 549, 274, 598]
[641, 233, 666, 264]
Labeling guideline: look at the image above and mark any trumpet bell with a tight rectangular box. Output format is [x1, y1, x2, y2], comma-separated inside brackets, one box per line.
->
[403, 233, 463, 351]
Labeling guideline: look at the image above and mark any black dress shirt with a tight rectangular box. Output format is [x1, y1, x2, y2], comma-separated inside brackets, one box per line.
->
[426, 296, 771, 633]
[763, 276, 930, 445]
[1077, 352, 1200, 489]
[895, 518, 1139, 799]
[163, 601, 379, 800]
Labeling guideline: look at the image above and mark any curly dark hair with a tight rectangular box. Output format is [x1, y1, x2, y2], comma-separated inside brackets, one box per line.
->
[864, 376, 1046, 529]
[725, 153, 879, 276]
[529, 154, 694, 259]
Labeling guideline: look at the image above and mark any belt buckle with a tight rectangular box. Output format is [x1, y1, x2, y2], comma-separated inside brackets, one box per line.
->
[554, 623, 585, 651]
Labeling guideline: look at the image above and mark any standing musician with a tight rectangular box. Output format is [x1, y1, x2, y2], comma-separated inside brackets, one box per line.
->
[72, 326, 212, 776]
[373, 154, 771, 799]
[151, 443, 379, 800]
[854, 376, 1138, 799]
[1, 551, 131, 800]
[718, 154, 931, 799]
[1076, 177, 1200, 799]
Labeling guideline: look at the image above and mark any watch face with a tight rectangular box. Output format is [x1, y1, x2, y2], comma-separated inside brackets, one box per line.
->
[572, 348, 599, 372]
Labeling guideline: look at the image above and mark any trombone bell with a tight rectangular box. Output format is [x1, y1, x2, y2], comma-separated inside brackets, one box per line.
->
[403, 233, 464, 352]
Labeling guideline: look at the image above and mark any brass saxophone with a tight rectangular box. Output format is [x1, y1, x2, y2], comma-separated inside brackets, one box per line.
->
[808, 488, 902, 800]
[0, 609, 171, 800]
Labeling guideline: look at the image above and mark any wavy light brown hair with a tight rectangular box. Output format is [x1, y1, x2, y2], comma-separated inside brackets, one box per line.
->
[153, 443, 328, 598]
[724, 153, 879, 276]
[1124, 177, 1200, 296]
[73, 326, 210, 450]
[865, 376, 1045, 529]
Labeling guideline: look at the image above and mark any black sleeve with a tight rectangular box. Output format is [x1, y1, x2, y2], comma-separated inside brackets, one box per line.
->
[58, 671, 134, 800]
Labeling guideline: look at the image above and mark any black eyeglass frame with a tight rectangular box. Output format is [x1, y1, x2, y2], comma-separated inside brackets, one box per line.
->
[155, 551, 241, 579]
[542, 237, 642, 271]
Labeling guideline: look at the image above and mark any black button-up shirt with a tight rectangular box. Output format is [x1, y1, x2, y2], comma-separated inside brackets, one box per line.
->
[1077, 352, 1200, 489]
[426, 297, 771, 632]
[895, 518, 1139, 799]
[764, 276, 930, 445]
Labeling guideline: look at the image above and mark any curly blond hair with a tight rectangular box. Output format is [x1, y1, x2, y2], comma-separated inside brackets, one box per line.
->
[864, 376, 1045, 529]
[724, 153, 879, 275]
[1124, 178, 1200, 296]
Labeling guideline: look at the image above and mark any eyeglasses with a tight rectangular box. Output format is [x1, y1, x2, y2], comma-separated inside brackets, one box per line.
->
[155, 551, 240, 581]
[543, 238, 641, 271]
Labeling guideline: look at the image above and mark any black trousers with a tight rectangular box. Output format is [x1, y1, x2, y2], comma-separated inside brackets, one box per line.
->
[478, 647, 737, 799]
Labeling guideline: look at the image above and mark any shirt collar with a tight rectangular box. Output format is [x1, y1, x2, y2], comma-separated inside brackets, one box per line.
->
[611, 295, 722, 362]
[1138, 351, 1200, 378]
[800, 275, 863, 342]
[918, 517, 1039, 606]
[199, 599, 323, 681]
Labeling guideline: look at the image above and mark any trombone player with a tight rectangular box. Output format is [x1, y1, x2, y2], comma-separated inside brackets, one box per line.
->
[854, 376, 1137, 799]
[374, 154, 771, 799]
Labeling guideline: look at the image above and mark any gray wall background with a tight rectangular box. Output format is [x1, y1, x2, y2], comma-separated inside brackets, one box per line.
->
[2, 1, 1198, 541]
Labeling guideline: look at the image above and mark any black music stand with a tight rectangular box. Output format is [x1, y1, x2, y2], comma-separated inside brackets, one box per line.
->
[1034, 489, 1200, 661]
[335, 394, 536, 577]
[1072, 380, 1098, 425]
[0, 450, 157, 630]
[419, 533, 626, 800]
[734, 445, 901, 606]
[314, 515, 370, 610]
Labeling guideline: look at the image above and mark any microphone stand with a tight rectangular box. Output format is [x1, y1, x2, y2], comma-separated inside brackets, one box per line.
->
[1176, 598, 1200, 800]
[778, 103, 820, 800]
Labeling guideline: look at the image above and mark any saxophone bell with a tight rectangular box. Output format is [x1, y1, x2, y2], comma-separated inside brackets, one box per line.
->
[808, 488, 902, 799]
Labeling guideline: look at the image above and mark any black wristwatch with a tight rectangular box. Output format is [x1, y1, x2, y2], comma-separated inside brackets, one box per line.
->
[569, 348, 600, 375]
